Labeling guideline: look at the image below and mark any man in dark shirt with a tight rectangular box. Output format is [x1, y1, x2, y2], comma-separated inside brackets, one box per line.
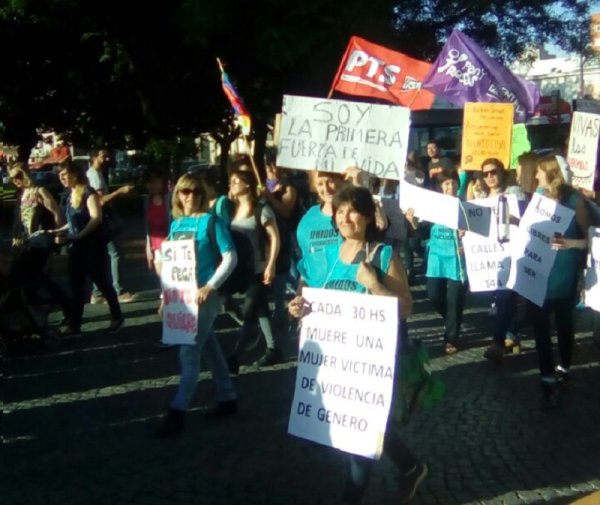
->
[426, 140, 453, 187]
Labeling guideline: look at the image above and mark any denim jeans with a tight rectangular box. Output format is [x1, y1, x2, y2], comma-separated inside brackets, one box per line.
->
[493, 289, 517, 345]
[93, 239, 124, 296]
[171, 292, 236, 411]
[342, 357, 419, 505]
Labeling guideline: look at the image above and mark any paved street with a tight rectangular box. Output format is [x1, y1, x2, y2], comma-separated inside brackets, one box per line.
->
[2, 204, 600, 505]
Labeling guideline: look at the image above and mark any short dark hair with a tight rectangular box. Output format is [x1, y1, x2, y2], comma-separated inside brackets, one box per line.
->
[426, 139, 438, 146]
[436, 169, 459, 185]
[332, 185, 378, 242]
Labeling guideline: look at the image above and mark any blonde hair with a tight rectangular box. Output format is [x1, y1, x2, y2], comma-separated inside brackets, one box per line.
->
[8, 162, 34, 188]
[58, 159, 88, 208]
[307, 170, 345, 195]
[537, 155, 572, 202]
[171, 173, 206, 218]
[517, 152, 539, 194]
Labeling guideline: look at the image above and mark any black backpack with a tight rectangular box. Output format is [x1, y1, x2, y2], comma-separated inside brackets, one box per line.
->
[207, 204, 267, 295]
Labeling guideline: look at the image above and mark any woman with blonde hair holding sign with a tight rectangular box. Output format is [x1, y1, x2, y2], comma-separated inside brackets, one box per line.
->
[289, 186, 426, 505]
[531, 156, 589, 408]
[154, 173, 238, 438]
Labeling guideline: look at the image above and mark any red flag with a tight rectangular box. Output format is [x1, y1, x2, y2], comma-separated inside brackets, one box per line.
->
[330, 36, 435, 110]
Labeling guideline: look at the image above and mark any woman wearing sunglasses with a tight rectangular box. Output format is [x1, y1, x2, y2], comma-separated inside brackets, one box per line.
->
[154, 173, 238, 438]
[468, 158, 526, 364]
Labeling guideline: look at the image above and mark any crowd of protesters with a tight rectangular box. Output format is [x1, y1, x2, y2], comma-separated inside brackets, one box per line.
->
[4, 139, 600, 505]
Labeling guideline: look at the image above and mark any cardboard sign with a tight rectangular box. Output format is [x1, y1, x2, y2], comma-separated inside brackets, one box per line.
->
[567, 111, 600, 191]
[288, 287, 398, 460]
[462, 195, 520, 292]
[277, 95, 410, 180]
[461, 102, 514, 170]
[585, 227, 600, 312]
[400, 182, 490, 236]
[161, 240, 198, 345]
[510, 123, 531, 169]
[507, 193, 575, 306]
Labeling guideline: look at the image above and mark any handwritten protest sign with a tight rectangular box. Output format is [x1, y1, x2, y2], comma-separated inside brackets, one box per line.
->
[461, 102, 514, 170]
[510, 123, 531, 169]
[462, 195, 520, 291]
[161, 240, 198, 345]
[567, 111, 600, 191]
[400, 182, 490, 236]
[288, 287, 398, 460]
[585, 227, 600, 312]
[507, 193, 575, 306]
[277, 95, 410, 179]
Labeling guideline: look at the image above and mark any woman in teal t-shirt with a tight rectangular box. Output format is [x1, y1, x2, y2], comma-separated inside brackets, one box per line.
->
[290, 186, 426, 505]
[154, 173, 238, 438]
[407, 169, 466, 355]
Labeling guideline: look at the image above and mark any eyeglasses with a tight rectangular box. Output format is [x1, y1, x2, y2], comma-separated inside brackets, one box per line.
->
[482, 169, 499, 178]
[10, 172, 24, 181]
[178, 188, 200, 196]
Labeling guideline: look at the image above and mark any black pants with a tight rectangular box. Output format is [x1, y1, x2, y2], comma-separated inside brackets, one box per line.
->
[68, 239, 122, 330]
[231, 274, 271, 357]
[529, 298, 575, 378]
[426, 277, 466, 343]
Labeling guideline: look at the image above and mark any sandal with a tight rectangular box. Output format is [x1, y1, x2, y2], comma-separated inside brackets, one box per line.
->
[445, 342, 458, 355]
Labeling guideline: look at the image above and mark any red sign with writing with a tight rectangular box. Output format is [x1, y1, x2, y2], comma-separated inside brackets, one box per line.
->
[330, 36, 435, 110]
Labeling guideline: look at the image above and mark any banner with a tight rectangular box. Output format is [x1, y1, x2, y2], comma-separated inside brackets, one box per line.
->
[567, 111, 600, 191]
[592, 13, 600, 53]
[422, 30, 539, 122]
[507, 193, 575, 306]
[400, 182, 491, 236]
[585, 227, 600, 311]
[277, 95, 410, 179]
[330, 36, 435, 110]
[510, 123, 531, 169]
[461, 102, 514, 170]
[288, 287, 398, 460]
[462, 195, 520, 292]
[161, 240, 198, 345]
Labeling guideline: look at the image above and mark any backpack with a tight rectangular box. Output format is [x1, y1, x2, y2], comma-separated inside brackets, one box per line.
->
[206, 203, 267, 295]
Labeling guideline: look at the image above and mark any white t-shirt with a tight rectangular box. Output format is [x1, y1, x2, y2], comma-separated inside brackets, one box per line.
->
[86, 167, 109, 194]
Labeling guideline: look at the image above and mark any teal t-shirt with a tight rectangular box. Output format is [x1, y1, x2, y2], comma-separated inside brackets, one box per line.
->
[169, 214, 234, 286]
[426, 224, 465, 282]
[296, 204, 341, 257]
[544, 191, 581, 300]
[299, 242, 392, 292]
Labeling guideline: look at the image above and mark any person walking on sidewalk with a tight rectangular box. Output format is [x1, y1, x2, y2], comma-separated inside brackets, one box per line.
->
[86, 149, 134, 304]
[289, 186, 427, 505]
[51, 160, 123, 336]
[154, 173, 238, 438]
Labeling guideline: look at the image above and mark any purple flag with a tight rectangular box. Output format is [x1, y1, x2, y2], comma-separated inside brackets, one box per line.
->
[423, 30, 539, 122]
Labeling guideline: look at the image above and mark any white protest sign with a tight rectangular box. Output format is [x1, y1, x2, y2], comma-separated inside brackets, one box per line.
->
[277, 95, 410, 180]
[567, 112, 600, 191]
[160, 240, 198, 345]
[462, 195, 520, 292]
[400, 182, 490, 236]
[507, 193, 575, 306]
[584, 227, 600, 312]
[288, 287, 398, 460]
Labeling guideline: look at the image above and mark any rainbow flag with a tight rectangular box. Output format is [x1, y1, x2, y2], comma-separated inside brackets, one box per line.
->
[217, 58, 251, 133]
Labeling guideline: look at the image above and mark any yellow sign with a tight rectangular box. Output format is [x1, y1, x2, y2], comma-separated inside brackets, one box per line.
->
[461, 102, 514, 170]
[592, 13, 600, 53]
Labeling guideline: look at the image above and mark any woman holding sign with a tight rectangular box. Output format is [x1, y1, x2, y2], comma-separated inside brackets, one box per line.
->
[289, 186, 426, 505]
[154, 173, 238, 438]
[407, 169, 467, 355]
[531, 156, 589, 408]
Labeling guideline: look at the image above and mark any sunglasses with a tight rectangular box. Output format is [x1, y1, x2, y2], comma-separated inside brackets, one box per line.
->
[482, 168, 499, 178]
[179, 188, 200, 196]
[11, 172, 24, 181]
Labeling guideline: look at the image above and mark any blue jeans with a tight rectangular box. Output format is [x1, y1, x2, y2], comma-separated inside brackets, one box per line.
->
[171, 293, 236, 411]
[93, 239, 124, 296]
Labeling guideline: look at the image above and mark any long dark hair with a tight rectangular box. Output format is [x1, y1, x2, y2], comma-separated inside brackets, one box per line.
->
[332, 185, 378, 242]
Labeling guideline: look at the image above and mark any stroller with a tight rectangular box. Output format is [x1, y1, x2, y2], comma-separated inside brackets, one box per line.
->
[0, 231, 62, 357]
